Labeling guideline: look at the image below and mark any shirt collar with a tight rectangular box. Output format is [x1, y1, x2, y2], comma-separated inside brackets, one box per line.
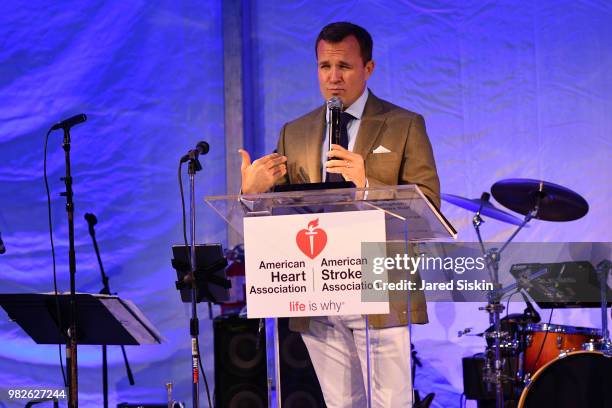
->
[345, 87, 369, 120]
[326, 88, 369, 121]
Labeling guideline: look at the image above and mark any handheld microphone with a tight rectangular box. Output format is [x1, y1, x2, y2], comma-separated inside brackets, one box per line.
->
[180, 141, 210, 163]
[327, 97, 343, 147]
[0, 232, 6, 254]
[50, 113, 87, 131]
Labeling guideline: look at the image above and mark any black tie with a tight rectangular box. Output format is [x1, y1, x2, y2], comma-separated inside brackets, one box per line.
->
[326, 112, 354, 182]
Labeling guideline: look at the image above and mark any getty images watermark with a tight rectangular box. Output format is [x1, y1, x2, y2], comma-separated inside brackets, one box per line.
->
[370, 252, 493, 292]
[359, 242, 611, 302]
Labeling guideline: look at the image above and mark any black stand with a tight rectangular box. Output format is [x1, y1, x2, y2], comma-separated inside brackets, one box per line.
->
[60, 127, 79, 408]
[177, 146, 225, 408]
[0, 292, 162, 406]
[85, 214, 135, 408]
[188, 156, 202, 408]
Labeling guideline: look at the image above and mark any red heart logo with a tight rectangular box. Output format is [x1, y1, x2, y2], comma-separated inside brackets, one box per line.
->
[296, 218, 327, 259]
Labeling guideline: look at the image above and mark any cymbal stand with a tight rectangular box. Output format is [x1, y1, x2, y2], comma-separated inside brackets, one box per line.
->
[597, 260, 612, 356]
[473, 193, 540, 408]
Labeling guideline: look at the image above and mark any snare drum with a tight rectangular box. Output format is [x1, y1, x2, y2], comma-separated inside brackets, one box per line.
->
[524, 323, 601, 375]
[518, 351, 612, 408]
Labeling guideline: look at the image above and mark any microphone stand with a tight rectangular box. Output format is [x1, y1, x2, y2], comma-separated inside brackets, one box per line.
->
[60, 127, 79, 408]
[187, 152, 203, 408]
[85, 215, 135, 408]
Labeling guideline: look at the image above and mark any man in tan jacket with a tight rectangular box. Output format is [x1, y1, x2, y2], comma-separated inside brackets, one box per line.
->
[240, 21, 439, 408]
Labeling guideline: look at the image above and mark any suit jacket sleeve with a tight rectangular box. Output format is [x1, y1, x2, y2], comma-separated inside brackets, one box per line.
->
[366, 114, 441, 208]
[275, 123, 290, 186]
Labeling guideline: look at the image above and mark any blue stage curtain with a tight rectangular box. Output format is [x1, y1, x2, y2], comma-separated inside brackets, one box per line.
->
[1, 1, 611, 407]
[0, 1, 225, 406]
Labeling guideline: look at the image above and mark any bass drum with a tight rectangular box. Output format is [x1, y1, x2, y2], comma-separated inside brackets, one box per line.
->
[518, 351, 612, 408]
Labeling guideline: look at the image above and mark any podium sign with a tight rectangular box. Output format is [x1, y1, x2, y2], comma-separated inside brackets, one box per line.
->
[243, 210, 389, 318]
[206, 185, 456, 407]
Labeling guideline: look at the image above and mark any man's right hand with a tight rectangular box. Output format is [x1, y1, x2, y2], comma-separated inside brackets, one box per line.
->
[239, 149, 287, 194]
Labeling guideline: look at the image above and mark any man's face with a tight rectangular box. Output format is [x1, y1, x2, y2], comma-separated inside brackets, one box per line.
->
[317, 35, 375, 108]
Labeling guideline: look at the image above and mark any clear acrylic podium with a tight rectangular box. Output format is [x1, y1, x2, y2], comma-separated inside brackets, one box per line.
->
[206, 184, 456, 407]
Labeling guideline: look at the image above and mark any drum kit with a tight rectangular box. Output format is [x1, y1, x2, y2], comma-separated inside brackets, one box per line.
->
[443, 178, 612, 408]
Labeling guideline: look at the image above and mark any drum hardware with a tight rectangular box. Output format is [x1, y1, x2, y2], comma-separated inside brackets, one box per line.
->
[446, 179, 594, 408]
[581, 338, 610, 351]
[596, 259, 612, 356]
[480, 196, 540, 408]
[557, 350, 570, 358]
[457, 327, 475, 337]
[522, 372, 531, 385]
[483, 329, 507, 340]
[582, 339, 596, 351]
[444, 187, 541, 408]
[441, 192, 525, 226]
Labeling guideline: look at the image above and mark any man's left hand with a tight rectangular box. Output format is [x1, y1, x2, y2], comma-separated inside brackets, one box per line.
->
[325, 144, 366, 188]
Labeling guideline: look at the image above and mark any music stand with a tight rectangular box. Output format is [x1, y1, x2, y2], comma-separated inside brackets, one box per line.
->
[0, 293, 162, 345]
[171, 244, 230, 303]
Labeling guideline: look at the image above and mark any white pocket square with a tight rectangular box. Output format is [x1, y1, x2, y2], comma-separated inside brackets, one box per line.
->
[372, 145, 392, 154]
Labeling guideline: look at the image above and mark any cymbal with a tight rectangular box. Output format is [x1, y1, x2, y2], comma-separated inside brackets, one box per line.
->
[491, 178, 588, 222]
[441, 192, 525, 225]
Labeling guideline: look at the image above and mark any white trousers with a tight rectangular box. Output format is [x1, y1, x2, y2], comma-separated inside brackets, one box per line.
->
[301, 315, 413, 408]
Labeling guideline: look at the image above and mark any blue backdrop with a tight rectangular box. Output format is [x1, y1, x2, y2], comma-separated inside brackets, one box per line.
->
[1, 1, 610, 407]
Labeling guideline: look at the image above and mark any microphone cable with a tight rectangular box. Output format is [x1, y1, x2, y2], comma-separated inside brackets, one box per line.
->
[177, 161, 213, 408]
[43, 127, 67, 387]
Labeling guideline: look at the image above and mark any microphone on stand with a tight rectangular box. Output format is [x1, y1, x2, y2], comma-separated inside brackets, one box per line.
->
[521, 291, 541, 323]
[50, 113, 87, 131]
[85, 213, 97, 236]
[180, 141, 210, 163]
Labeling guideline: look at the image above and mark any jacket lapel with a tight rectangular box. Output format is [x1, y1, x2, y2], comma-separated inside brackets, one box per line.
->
[353, 92, 386, 159]
[302, 106, 325, 183]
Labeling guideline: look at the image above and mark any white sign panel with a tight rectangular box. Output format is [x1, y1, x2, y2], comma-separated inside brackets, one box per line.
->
[243, 210, 389, 318]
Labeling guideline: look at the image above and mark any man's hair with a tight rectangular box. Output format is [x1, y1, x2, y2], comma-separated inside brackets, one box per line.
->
[315, 22, 373, 65]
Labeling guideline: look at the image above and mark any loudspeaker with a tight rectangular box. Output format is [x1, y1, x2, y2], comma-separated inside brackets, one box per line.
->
[277, 318, 325, 407]
[213, 315, 325, 408]
[214, 316, 266, 407]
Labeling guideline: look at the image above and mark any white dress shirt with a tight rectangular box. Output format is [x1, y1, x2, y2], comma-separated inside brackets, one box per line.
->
[320, 88, 369, 181]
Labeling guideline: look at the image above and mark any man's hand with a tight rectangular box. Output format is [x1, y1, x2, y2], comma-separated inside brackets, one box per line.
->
[325, 144, 366, 188]
[239, 149, 287, 194]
